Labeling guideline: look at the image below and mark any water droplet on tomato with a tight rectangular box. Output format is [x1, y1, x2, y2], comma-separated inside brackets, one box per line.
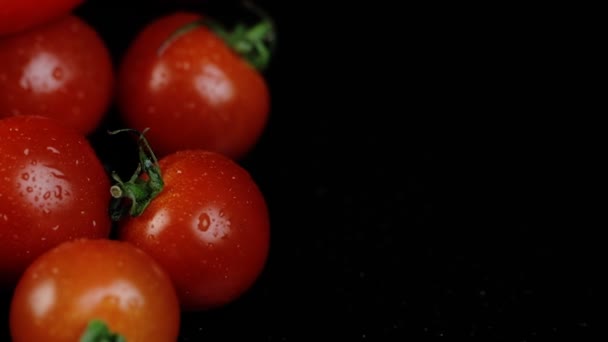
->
[50, 169, 66, 179]
[46, 146, 60, 154]
[54, 186, 63, 199]
[26, 187, 33, 192]
[51, 225, 59, 231]
[52, 68, 63, 80]
[43, 191, 51, 199]
[198, 213, 210, 232]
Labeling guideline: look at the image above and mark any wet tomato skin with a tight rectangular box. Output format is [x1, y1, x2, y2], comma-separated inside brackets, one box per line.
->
[0, 0, 83, 36]
[0, 14, 114, 135]
[10, 239, 180, 342]
[0, 116, 111, 286]
[119, 150, 270, 310]
[117, 12, 270, 159]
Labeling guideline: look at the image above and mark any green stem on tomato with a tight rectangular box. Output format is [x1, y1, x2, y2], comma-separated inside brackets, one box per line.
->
[157, 0, 276, 71]
[107, 128, 164, 221]
[80, 319, 126, 342]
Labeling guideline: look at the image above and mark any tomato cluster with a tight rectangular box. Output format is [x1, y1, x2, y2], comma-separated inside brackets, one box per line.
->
[1, 1, 273, 340]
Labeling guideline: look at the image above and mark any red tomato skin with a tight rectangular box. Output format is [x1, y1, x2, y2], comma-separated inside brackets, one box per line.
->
[10, 239, 180, 342]
[0, 0, 83, 36]
[117, 12, 270, 159]
[0, 116, 111, 286]
[119, 150, 270, 310]
[0, 15, 114, 135]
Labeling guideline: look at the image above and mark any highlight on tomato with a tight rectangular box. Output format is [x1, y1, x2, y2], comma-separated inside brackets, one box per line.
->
[0, 14, 114, 135]
[110, 129, 270, 310]
[10, 238, 181, 342]
[0, 115, 111, 286]
[116, 4, 275, 159]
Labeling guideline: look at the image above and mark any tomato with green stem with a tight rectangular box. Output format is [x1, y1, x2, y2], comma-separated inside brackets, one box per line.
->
[0, 14, 114, 135]
[116, 5, 275, 159]
[0, 115, 111, 286]
[10, 239, 180, 342]
[0, 0, 83, 36]
[111, 129, 270, 310]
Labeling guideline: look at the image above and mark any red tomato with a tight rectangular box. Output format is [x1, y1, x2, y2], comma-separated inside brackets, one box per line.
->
[0, 116, 111, 286]
[10, 239, 180, 342]
[0, 0, 83, 36]
[117, 12, 270, 159]
[117, 150, 270, 310]
[0, 14, 114, 135]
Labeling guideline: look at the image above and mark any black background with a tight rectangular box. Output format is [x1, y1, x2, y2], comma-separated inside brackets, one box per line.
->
[1, 1, 597, 341]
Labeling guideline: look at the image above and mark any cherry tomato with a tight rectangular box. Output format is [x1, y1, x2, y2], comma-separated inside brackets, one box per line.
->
[116, 149, 270, 310]
[0, 14, 114, 135]
[116, 12, 270, 159]
[0, 116, 111, 286]
[0, 0, 83, 36]
[10, 239, 180, 342]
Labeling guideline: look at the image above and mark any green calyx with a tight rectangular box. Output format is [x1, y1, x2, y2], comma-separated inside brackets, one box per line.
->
[80, 320, 126, 342]
[158, 0, 276, 71]
[108, 128, 164, 221]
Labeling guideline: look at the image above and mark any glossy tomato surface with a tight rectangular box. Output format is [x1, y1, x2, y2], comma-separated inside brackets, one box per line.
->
[0, 14, 114, 135]
[117, 12, 270, 159]
[119, 150, 270, 310]
[10, 239, 180, 342]
[0, 0, 83, 36]
[0, 116, 111, 286]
